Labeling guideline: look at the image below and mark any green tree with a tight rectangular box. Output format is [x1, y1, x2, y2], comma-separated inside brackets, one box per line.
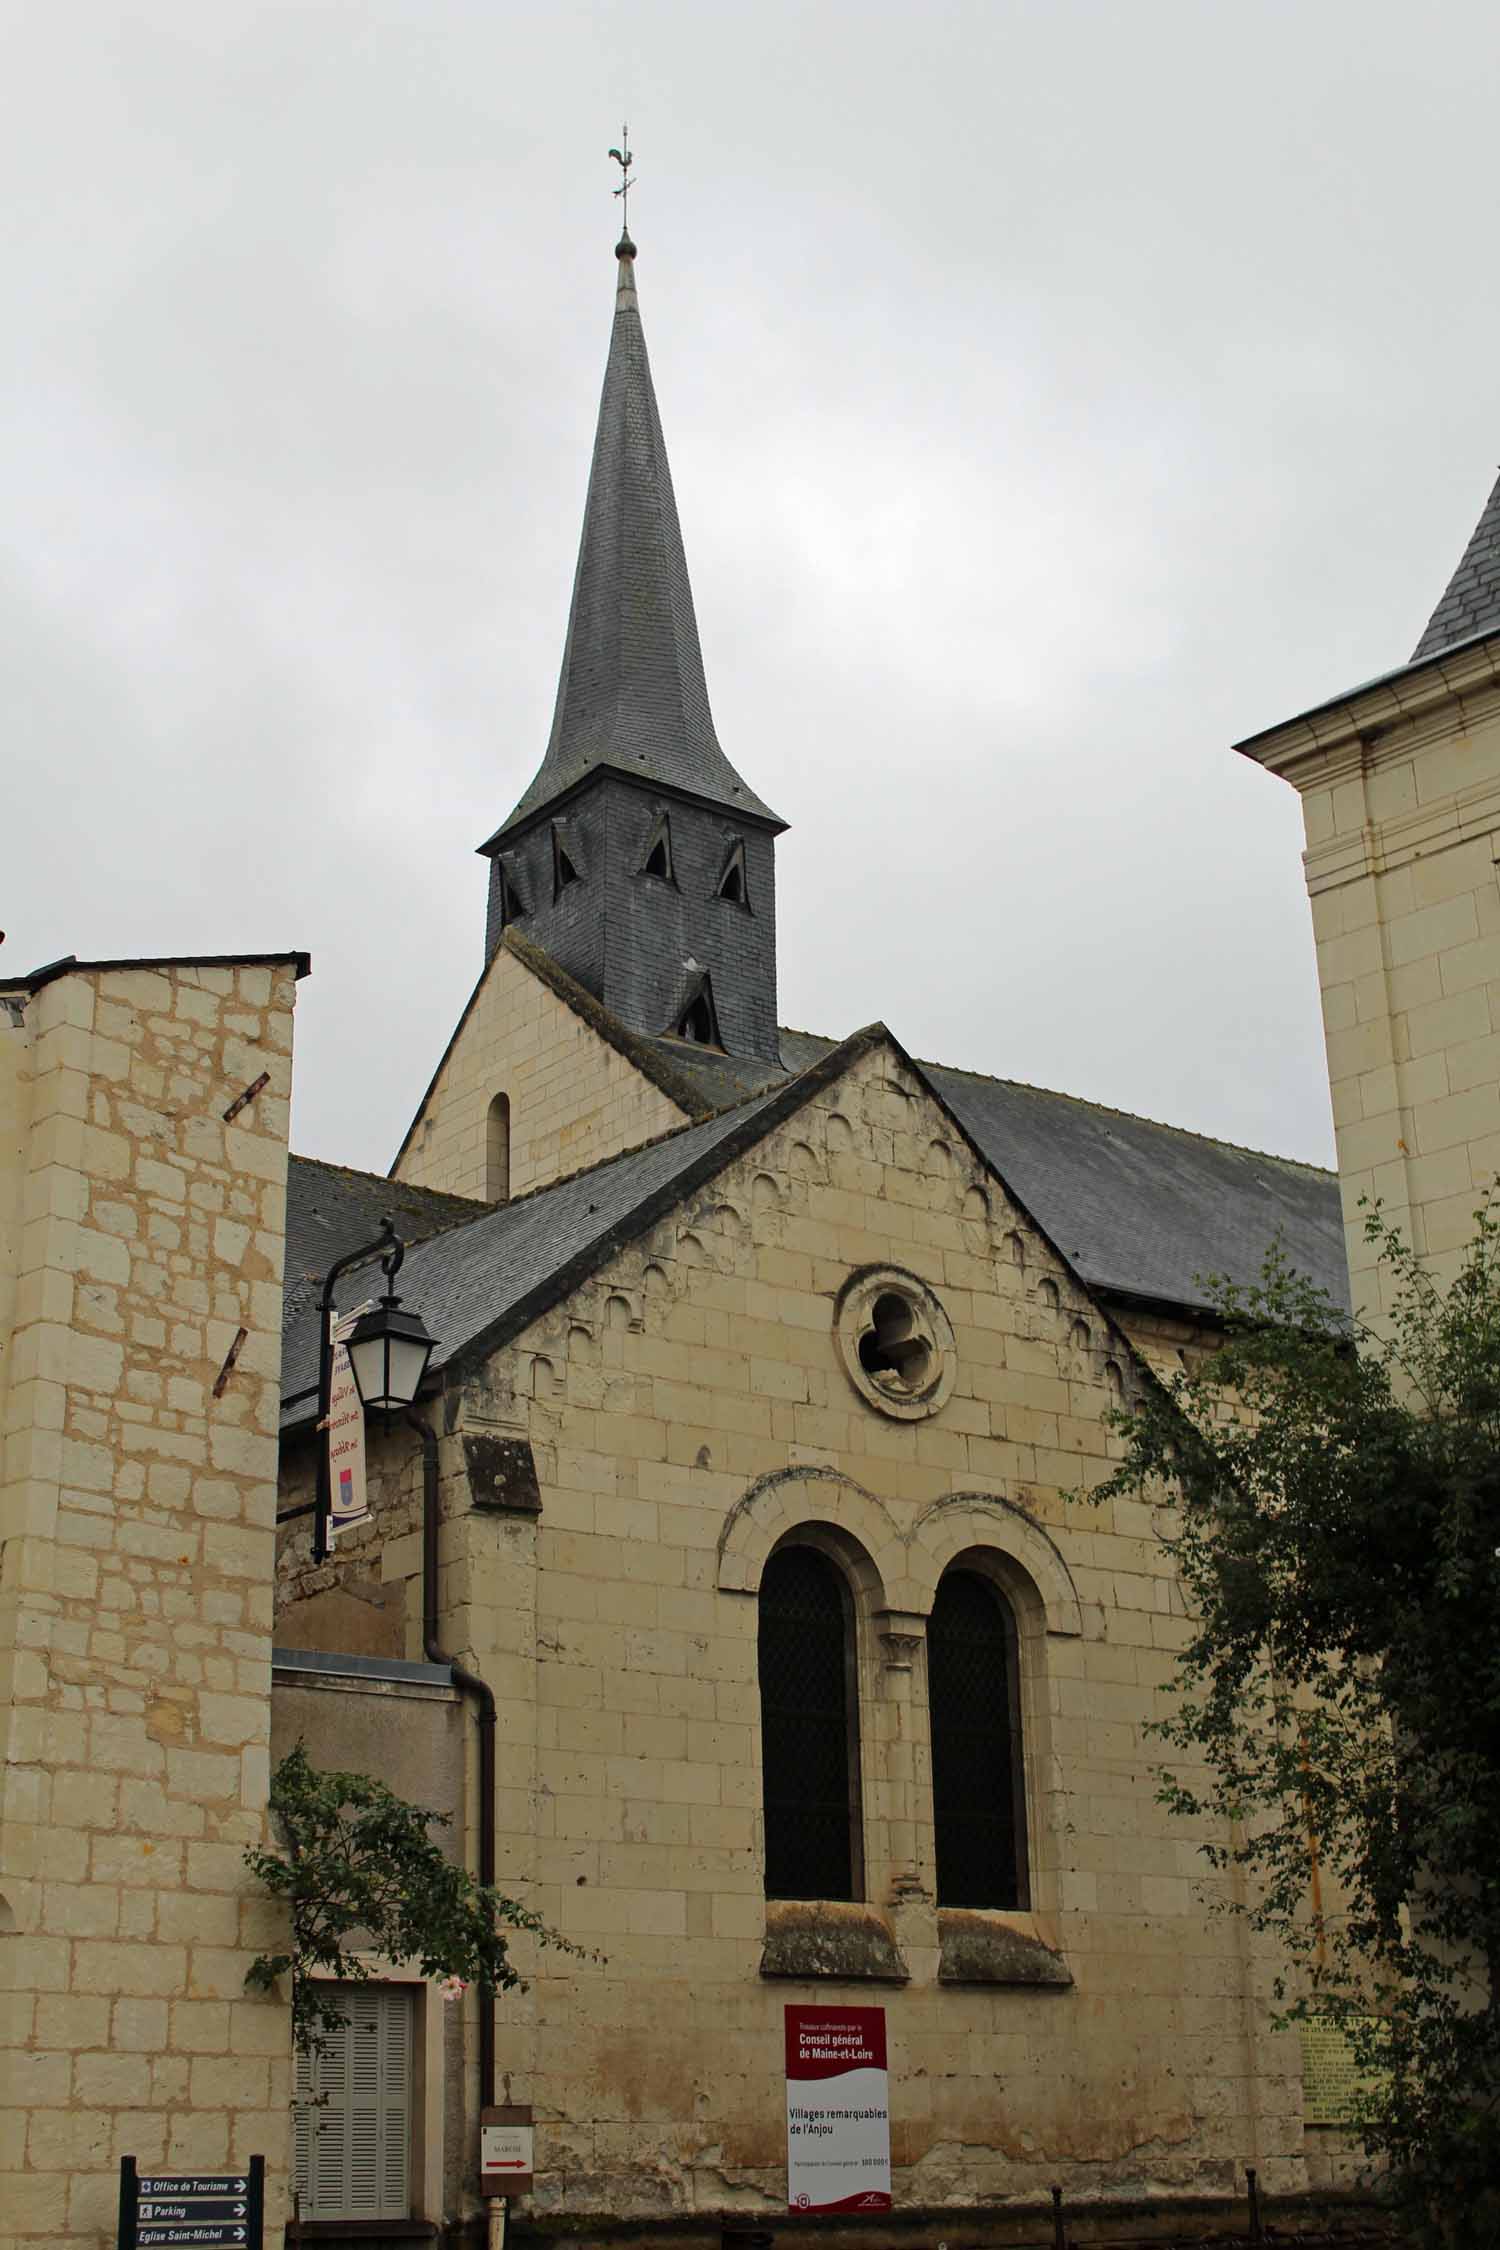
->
[244, 1742, 581, 2057]
[1093, 1203, 1500, 2242]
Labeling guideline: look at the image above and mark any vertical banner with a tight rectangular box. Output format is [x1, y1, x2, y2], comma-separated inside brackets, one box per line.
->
[326, 1303, 374, 1541]
[784, 2005, 891, 2214]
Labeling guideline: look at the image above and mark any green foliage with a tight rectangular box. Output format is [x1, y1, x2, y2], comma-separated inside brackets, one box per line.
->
[244, 1742, 581, 2058]
[1094, 1201, 1500, 2243]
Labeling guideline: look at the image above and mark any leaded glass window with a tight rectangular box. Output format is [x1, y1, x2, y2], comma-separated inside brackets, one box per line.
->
[758, 1544, 863, 1900]
[928, 1568, 1028, 1909]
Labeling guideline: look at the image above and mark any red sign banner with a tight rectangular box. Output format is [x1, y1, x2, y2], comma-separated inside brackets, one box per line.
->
[784, 2005, 891, 2214]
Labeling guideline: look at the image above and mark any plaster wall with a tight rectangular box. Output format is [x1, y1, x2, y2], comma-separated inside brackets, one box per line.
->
[281, 1045, 1309, 2237]
[0, 960, 300, 2250]
[393, 942, 685, 1205]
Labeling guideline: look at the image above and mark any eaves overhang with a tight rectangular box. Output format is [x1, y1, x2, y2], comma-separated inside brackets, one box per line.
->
[1234, 626, 1500, 782]
[476, 762, 789, 858]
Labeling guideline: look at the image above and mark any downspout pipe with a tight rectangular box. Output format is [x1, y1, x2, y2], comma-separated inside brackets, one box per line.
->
[406, 1406, 497, 2118]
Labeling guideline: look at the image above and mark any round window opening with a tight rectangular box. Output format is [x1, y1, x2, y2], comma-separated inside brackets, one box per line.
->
[836, 1268, 956, 1421]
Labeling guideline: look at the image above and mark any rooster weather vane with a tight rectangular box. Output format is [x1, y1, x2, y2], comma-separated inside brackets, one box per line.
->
[608, 128, 636, 238]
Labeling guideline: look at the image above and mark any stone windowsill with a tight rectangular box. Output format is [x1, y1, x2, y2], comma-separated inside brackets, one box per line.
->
[759, 1899, 909, 1982]
[936, 1907, 1072, 1988]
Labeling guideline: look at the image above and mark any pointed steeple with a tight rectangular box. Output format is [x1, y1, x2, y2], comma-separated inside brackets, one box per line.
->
[491, 237, 783, 839]
[1412, 466, 1500, 662]
[475, 235, 786, 1066]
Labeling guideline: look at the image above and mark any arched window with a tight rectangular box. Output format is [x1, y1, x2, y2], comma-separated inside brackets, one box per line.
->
[927, 1568, 1028, 1909]
[485, 1092, 510, 1203]
[758, 1544, 862, 1901]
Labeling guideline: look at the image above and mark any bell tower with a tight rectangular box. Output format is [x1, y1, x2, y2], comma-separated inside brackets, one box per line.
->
[477, 232, 786, 1066]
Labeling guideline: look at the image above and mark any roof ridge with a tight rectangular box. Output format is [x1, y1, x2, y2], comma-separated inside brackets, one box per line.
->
[289, 1150, 482, 1214]
[924, 1058, 1336, 1177]
[774, 1022, 1335, 1179]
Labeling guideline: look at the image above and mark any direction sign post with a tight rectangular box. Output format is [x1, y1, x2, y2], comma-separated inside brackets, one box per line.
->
[479, 2104, 534, 2199]
[119, 2157, 264, 2250]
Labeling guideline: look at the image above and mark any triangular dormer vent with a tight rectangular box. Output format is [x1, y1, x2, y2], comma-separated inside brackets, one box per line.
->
[641, 811, 675, 884]
[672, 970, 722, 1048]
[552, 821, 583, 900]
[496, 856, 527, 928]
[716, 839, 748, 908]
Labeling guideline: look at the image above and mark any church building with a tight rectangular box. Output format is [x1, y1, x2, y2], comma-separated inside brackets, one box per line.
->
[8, 214, 1500, 2250]
[271, 229, 1357, 2245]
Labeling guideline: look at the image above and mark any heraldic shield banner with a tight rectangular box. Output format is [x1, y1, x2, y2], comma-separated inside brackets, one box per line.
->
[784, 2005, 892, 2214]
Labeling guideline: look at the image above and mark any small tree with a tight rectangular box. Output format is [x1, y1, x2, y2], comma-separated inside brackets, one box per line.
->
[1093, 1203, 1500, 2243]
[245, 1742, 580, 2057]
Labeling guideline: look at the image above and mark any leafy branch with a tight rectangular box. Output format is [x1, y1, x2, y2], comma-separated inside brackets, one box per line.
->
[1090, 1200, 1500, 2244]
[245, 1742, 589, 2057]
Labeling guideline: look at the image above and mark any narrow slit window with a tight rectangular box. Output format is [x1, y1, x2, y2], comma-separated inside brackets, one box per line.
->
[927, 1568, 1028, 1910]
[485, 1092, 510, 1202]
[717, 839, 749, 907]
[758, 1544, 863, 1901]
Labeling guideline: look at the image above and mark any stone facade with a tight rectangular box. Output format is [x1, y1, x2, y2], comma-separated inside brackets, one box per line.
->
[0, 955, 302, 2250]
[279, 1038, 1305, 2238]
[392, 936, 687, 1206]
[1239, 636, 1500, 1315]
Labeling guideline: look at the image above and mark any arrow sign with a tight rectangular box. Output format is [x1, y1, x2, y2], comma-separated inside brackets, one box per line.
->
[138, 2229, 245, 2246]
[138, 2182, 246, 2198]
[139, 2203, 246, 2223]
[121, 2155, 263, 2250]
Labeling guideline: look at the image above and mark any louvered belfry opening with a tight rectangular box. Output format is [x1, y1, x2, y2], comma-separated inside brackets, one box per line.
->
[294, 1984, 413, 2220]
[928, 1569, 1029, 1910]
[758, 1544, 862, 1901]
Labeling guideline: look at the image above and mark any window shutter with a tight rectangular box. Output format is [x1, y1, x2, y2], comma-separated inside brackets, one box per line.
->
[292, 1986, 412, 2221]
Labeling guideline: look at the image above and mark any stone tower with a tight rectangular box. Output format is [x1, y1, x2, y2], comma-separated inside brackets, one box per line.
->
[1238, 465, 1500, 1312]
[476, 233, 787, 1067]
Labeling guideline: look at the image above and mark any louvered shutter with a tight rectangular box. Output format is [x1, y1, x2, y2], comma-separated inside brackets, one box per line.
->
[293, 1986, 412, 2220]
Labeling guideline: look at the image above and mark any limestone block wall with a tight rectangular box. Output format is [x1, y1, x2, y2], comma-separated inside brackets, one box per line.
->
[0, 956, 301, 2250]
[393, 939, 686, 1205]
[1242, 642, 1500, 1315]
[281, 1042, 1305, 2235]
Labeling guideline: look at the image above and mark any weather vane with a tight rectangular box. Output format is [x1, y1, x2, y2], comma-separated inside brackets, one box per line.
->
[608, 126, 636, 236]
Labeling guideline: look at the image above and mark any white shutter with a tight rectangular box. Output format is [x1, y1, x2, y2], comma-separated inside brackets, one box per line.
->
[292, 1986, 413, 2220]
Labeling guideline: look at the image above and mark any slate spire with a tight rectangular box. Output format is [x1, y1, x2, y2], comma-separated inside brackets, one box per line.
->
[1412, 465, 1500, 663]
[492, 235, 783, 838]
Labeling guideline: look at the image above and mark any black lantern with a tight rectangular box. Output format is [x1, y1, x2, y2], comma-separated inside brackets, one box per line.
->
[344, 1292, 438, 1414]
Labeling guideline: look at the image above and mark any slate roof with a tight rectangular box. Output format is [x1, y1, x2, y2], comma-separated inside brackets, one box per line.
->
[919, 1062, 1345, 1315]
[281, 1066, 822, 1426]
[282, 1157, 483, 1333]
[484, 244, 782, 845]
[284, 1018, 1348, 1424]
[639, 1026, 1346, 1316]
[1412, 466, 1500, 662]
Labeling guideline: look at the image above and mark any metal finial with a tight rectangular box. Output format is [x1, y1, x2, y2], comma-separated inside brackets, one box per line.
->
[608, 125, 637, 250]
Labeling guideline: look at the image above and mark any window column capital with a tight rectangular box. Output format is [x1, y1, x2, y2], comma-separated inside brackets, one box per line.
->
[875, 1609, 926, 1672]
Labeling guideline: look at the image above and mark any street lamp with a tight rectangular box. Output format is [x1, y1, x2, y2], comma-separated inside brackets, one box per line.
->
[279, 1217, 439, 1563]
[344, 1292, 437, 1415]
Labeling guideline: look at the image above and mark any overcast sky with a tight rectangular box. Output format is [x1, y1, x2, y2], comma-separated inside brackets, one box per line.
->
[6, 1, 1496, 1175]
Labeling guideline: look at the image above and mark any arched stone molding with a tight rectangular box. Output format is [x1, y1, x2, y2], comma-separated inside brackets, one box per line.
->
[717, 1466, 902, 1600]
[903, 1493, 1083, 1638]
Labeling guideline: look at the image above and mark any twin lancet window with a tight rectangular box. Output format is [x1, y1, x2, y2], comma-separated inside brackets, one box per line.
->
[757, 1544, 1028, 1911]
